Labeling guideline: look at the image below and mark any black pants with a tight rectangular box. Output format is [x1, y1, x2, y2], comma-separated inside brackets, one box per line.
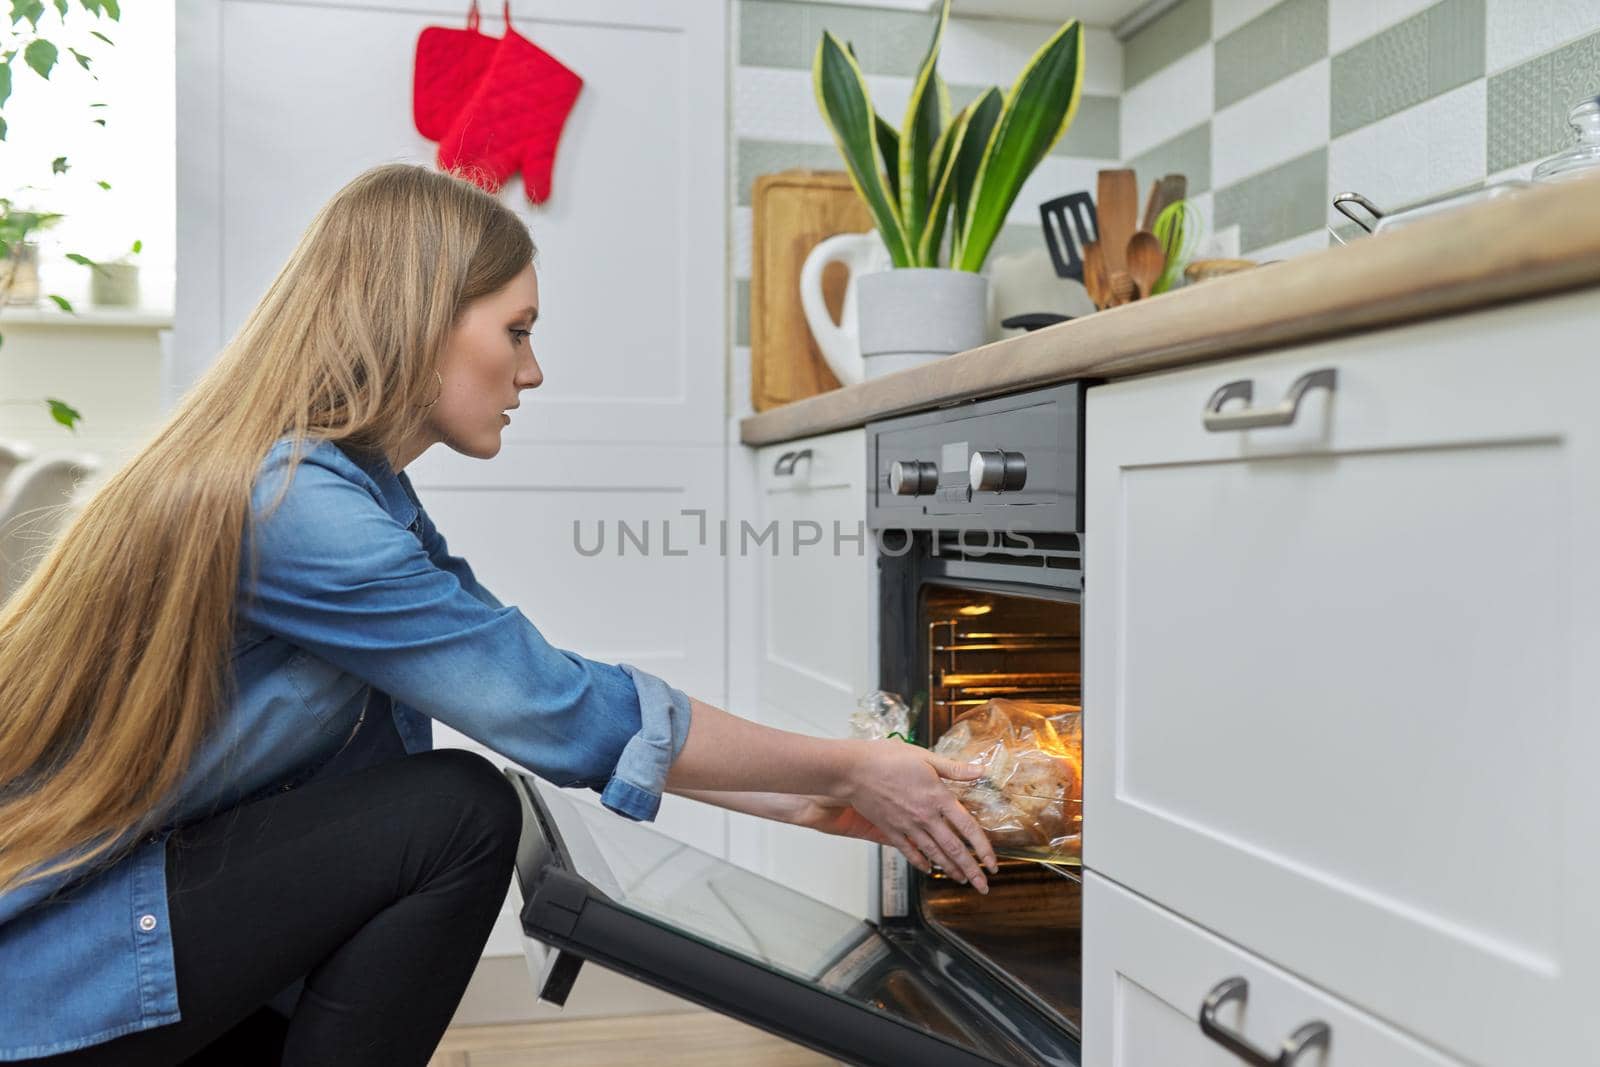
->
[22, 748, 522, 1066]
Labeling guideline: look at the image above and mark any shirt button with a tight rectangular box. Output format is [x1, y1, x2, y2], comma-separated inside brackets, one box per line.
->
[138, 914, 158, 932]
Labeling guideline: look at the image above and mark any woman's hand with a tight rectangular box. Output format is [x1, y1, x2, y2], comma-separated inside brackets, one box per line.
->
[833, 740, 998, 893]
[791, 796, 892, 845]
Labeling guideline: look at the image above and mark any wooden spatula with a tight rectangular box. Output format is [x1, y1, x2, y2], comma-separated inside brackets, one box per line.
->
[1142, 174, 1188, 231]
[1096, 169, 1138, 279]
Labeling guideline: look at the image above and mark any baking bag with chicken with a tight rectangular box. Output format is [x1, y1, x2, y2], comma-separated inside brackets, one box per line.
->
[931, 698, 1082, 865]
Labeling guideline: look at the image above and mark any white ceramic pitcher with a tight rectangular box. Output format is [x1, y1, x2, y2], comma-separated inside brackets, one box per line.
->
[798, 231, 892, 387]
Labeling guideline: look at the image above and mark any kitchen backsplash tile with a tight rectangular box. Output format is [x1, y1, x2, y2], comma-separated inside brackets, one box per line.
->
[1129, 121, 1214, 195]
[1121, 0, 1595, 254]
[1329, 0, 1436, 53]
[736, 140, 844, 205]
[1214, 0, 1328, 109]
[1486, 0, 1600, 72]
[1487, 28, 1600, 172]
[735, 277, 751, 349]
[1327, 81, 1489, 217]
[1121, 43, 1214, 159]
[1214, 0, 1284, 39]
[1330, 0, 1487, 136]
[1213, 59, 1330, 187]
[1124, 0, 1213, 88]
[1215, 146, 1329, 249]
[739, 0, 936, 75]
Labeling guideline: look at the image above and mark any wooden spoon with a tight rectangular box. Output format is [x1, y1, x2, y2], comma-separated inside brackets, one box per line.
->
[1108, 269, 1138, 306]
[1096, 169, 1138, 279]
[1125, 231, 1165, 299]
[1083, 240, 1108, 309]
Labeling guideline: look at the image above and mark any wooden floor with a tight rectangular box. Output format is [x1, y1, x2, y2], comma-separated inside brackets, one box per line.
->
[427, 1012, 835, 1067]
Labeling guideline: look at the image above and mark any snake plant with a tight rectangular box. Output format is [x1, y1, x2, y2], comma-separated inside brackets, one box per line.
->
[812, 0, 1084, 273]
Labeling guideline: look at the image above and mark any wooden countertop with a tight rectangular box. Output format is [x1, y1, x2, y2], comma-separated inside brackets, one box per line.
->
[739, 174, 1600, 447]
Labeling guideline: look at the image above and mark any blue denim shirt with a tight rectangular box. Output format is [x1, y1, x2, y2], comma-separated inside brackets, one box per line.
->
[0, 437, 693, 1059]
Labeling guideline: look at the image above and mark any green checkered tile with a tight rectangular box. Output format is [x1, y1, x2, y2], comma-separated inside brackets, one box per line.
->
[1488, 29, 1600, 173]
[1215, 147, 1328, 251]
[1125, 0, 1212, 89]
[1215, 0, 1329, 110]
[737, 140, 850, 206]
[1129, 122, 1213, 195]
[1331, 0, 1485, 138]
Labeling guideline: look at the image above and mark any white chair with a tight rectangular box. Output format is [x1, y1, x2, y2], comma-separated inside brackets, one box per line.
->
[0, 453, 101, 602]
[0, 440, 34, 497]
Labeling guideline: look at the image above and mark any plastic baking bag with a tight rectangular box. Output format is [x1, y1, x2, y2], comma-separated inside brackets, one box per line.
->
[931, 698, 1082, 865]
[849, 690, 912, 742]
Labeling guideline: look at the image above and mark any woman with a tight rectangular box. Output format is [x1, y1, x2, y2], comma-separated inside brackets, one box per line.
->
[0, 164, 996, 1065]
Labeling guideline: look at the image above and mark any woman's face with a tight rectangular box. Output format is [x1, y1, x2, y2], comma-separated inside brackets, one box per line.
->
[426, 262, 543, 459]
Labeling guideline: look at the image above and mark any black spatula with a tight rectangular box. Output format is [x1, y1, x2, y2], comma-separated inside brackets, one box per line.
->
[1038, 191, 1098, 283]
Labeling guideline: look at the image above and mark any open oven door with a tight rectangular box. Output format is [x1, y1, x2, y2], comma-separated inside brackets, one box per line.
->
[506, 769, 1080, 1067]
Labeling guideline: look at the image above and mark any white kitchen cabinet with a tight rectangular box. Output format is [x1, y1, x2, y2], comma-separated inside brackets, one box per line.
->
[754, 427, 873, 735]
[721, 426, 873, 916]
[1082, 872, 1465, 1067]
[1084, 287, 1600, 1066]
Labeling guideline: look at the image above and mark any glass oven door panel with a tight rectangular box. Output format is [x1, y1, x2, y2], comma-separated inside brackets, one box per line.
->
[509, 770, 1080, 1067]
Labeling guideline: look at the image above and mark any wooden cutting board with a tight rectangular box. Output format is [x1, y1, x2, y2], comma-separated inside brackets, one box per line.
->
[750, 169, 873, 412]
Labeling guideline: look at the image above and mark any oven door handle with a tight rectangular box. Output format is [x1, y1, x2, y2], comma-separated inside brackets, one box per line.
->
[1199, 976, 1330, 1065]
[1203, 368, 1336, 432]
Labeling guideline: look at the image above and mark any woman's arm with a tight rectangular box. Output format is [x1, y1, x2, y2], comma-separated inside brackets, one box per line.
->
[666, 698, 997, 891]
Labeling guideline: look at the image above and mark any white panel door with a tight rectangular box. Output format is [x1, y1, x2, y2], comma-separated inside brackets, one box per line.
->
[176, 0, 726, 445]
[1083, 872, 1466, 1067]
[407, 439, 728, 856]
[1084, 287, 1600, 1067]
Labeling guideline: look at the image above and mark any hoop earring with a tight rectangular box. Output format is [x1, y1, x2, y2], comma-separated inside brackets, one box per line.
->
[419, 369, 443, 411]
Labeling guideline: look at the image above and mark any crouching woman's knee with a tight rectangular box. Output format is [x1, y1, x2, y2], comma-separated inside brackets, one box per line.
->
[415, 748, 523, 876]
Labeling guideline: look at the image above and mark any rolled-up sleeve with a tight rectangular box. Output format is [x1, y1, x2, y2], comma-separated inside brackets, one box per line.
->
[240, 449, 693, 821]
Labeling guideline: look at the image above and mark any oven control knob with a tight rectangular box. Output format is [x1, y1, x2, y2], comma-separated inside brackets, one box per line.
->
[888, 460, 938, 496]
[969, 450, 1027, 493]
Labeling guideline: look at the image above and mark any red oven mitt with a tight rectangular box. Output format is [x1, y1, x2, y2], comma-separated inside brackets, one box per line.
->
[413, 1, 498, 141]
[435, 21, 584, 203]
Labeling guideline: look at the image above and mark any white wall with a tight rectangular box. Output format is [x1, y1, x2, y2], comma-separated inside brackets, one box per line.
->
[0, 2, 176, 311]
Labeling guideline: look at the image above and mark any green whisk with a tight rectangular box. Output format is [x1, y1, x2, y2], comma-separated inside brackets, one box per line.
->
[1151, 200, 1202, 294]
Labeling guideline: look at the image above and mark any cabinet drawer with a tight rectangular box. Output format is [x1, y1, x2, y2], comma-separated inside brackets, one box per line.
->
[1083, 872, 1463, 1067]
[756, 426, 867, 495]
[1084, 288, 1600, 1065]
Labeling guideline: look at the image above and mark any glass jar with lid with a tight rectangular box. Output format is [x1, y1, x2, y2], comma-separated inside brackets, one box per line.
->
[1533, 94, 1600, 182]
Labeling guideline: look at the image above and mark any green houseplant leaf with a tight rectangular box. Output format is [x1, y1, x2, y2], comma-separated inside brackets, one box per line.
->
[948, 88, 1002, 267]
[916, 98, 976, 266]
[813, 30, 910, 266]
[953, 20, 1084, 272]
[875, 111, 900, 204]
[898, 0, 950, 264]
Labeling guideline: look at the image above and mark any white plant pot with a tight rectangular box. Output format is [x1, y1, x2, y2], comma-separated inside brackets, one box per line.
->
[857, 268, 990, 379]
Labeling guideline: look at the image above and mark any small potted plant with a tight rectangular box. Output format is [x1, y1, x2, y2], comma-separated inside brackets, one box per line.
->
[0, 199, 64, 306]
[813, 0, 1084, 377]
[74, 239, 142, 308]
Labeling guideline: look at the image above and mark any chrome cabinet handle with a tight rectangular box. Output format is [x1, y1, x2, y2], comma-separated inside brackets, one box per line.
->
[772, 448, 812, 476]
[1199, 977, 1330, 1066]
[1204, 368, 1337, 432]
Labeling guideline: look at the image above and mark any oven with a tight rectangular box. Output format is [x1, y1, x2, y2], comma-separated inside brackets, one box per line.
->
[505, 382, 1085, 1067]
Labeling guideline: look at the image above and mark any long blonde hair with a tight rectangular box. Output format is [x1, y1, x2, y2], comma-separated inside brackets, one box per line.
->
[0, 163, 534, 894]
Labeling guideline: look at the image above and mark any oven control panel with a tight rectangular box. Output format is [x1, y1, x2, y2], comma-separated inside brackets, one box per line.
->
[867, 381, 1083, 533]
